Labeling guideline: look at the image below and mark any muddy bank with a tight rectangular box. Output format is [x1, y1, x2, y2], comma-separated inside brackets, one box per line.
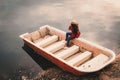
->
[25, 54, 120, 80]
[99, 54, 120, 80]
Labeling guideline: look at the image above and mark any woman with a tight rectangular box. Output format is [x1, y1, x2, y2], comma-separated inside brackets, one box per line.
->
[65, 20, 81, 47]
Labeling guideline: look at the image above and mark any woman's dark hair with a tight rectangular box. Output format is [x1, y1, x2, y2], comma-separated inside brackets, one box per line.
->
[71, 24, 78, 34]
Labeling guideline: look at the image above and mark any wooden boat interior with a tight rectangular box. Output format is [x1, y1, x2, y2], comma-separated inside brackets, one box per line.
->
[21, 25, 115, 72]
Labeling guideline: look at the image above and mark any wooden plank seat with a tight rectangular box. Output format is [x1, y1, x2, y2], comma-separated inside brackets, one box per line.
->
[33, 35, 51, 43]
[56, 45, 79, 59]
[30, 30, 50, 43]
[30, 30, 42, 43]
[44, 40, 66, 53]
[36, 35, 58, 47]
[78, 54, 109, 71]
[67, 51, 92, 66]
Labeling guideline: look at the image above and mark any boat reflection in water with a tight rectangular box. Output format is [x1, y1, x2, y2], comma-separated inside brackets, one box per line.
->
[22, 44, 55, 70]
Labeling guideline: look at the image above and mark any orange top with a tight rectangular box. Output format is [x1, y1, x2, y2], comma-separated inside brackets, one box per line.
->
[69, 26, 80, 38]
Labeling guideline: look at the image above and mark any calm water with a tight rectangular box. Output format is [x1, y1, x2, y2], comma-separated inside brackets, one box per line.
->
[0, 0, 120, 79]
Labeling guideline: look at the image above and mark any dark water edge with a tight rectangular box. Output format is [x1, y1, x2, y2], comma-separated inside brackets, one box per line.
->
[22, 44, 55, 70]
[0, 0, 120, 80]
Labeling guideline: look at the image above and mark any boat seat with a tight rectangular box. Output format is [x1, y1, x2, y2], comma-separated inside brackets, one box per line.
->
[44, 41, 66, 53]
[33, 35, 51, 43]
[67, 51, 92, 66]
[36, 35, 58, 47]
[33, 38, 43, 43]
[78, 54, 109, 71]
[30, 31, 41, 42]
[56, 45, 79, 59]
[39, 26, 48, 37]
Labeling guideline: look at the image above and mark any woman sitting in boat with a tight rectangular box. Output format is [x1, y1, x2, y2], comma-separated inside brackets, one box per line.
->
[65, 20, 81, 47]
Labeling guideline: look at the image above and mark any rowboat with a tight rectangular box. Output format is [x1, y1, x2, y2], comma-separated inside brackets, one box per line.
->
[20, 25, 115, 75]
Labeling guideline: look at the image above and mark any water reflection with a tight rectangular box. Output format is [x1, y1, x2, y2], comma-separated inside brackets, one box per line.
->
[14, 0, 120, 52]
[22, 44, 55, 70]
[0, 0, 120, 79]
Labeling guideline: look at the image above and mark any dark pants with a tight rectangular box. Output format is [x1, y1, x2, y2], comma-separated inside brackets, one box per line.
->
[66, 32, 74, 47]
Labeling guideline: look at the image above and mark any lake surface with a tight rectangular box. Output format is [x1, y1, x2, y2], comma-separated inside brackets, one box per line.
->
[0, 0, 120, 79]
